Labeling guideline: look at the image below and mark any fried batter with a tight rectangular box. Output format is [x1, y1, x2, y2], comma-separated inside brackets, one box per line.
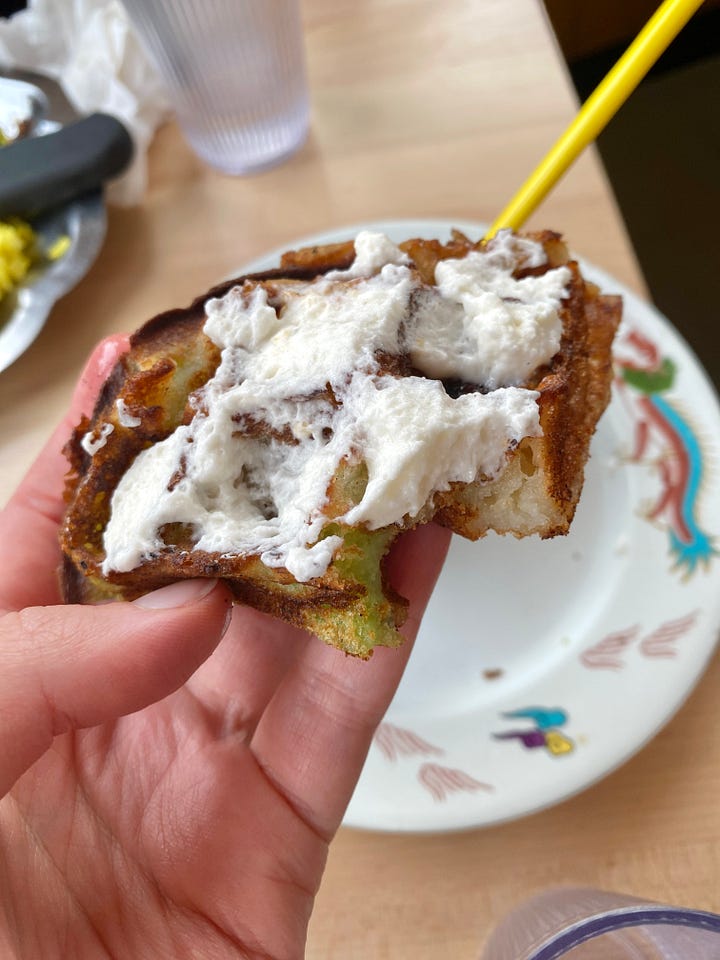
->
[60, 231, 620, 657]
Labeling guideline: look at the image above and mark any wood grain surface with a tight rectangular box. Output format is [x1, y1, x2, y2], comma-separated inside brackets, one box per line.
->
[1, 2, 716, 958]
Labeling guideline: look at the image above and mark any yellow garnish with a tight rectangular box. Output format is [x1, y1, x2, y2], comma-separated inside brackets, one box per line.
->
[48, 235, 71, 261]
[0, 218, 36, 301]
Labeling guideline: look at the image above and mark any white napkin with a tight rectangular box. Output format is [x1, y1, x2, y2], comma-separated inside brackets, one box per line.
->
[0, 0, 170, 205]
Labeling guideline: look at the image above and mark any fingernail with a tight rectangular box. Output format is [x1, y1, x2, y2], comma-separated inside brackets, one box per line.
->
[134, 579, 218, 610]
[220, 600, 234, 638]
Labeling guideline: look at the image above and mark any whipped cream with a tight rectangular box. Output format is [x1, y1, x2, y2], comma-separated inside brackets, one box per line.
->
[341, 375, 539, 529]
[81, 422, 114, 455]
[102, 230, 569, 582]
[204, 264, 411, 395]
[410, 231, 570, 388]
[116, 398, 142, 428]
[326, 232, 410, 279]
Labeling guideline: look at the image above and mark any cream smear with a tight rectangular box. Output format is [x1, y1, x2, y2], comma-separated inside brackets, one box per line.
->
[102, 230, 570, 582]
[410, 231, 569, 388]
[81, 422, 114, 455]
[116, 399, 142, 428]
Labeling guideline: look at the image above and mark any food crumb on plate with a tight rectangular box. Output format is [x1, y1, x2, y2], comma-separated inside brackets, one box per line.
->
[482, 668, 504, 680]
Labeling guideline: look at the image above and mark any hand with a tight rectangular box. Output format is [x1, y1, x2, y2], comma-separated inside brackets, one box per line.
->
[0, 339, 451, 959]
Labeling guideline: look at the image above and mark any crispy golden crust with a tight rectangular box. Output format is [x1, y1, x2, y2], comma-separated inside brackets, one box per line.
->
[60, 231, 621, 656]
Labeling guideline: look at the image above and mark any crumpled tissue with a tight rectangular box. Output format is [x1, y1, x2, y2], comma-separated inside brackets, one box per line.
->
[0, 0, 170, 205]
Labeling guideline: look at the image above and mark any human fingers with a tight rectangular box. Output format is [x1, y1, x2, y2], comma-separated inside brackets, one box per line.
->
[0, 336, 129, 611]
[188, 605, 311, 737]
[0, 579, 232, 797]
[249, 522, 451, 839]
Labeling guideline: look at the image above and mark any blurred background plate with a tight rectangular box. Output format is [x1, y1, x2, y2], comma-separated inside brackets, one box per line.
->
[0, 190, 106, 373]
[0, 74, 107, 373]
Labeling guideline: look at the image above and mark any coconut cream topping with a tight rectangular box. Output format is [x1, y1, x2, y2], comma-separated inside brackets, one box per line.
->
[102, 230, 570, 582]
[81, 422, 114, 455]
[326, 230, 410, 279]
[116, 398, 142, 428]
[0, 88, 33, 143]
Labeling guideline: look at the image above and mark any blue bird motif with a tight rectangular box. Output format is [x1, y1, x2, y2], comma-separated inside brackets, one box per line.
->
[501, 707, 568, 730]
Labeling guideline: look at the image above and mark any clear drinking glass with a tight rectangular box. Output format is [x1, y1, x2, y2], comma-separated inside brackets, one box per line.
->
[480, 888, 720, 960]
[121, 0, 310, 174]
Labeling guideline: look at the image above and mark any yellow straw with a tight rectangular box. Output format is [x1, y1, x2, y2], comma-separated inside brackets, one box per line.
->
[486, 0, 705, 238]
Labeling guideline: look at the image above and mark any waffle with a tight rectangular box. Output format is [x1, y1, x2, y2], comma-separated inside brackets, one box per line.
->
[60, 230, 620, 657]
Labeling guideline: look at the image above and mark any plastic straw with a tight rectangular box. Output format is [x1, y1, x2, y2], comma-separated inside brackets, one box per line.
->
[486, 0, 705, 238]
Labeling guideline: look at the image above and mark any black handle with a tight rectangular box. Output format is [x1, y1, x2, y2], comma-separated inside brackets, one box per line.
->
[0, 113, 134, 219]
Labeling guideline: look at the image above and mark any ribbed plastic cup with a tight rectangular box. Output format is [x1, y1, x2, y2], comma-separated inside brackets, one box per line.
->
[480, 888, 720, 960]
[121, 0, 310, 175]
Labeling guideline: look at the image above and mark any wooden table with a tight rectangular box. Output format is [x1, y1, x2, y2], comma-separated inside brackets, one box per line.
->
[2, 1, 718, 957]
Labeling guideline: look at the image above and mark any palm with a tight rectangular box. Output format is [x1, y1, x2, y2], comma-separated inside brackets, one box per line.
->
[6, 616, 321, 958]
[0, 339, 450, 959]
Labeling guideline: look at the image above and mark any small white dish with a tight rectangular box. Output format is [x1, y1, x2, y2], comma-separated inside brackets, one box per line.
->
[240, 219, 720, 833]
[0, 76, 107, 374]
[0, 191, 106, 373]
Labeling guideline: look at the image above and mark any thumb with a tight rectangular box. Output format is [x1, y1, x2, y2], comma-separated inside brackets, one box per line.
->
[0, 579, 232, 796]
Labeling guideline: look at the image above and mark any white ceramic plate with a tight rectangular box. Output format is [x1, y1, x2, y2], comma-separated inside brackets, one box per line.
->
[239, 219, 720, 833]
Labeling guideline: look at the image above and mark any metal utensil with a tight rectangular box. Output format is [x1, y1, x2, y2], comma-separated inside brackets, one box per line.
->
[0, 72, 127, 372]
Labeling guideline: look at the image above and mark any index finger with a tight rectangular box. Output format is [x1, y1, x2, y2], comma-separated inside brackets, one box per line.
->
[249, 522, 452, 840]
[0, 336, 129, 611]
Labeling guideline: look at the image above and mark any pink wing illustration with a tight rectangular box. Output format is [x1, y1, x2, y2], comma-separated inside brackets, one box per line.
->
[417, 763, 493, 803]
[640, 610, 699, 659]
[580, 625, 640, 670]
[373, 723, 444, 762]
